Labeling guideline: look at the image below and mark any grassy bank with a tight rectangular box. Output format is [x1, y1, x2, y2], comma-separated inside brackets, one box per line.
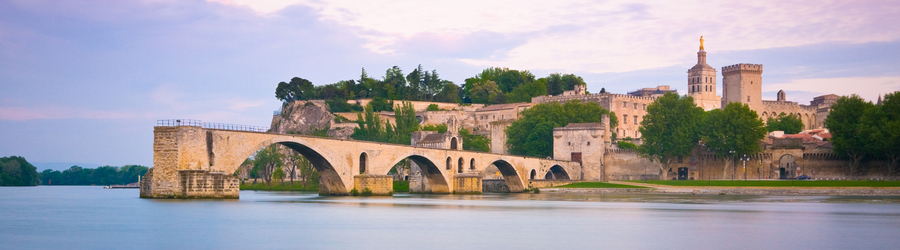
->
[240, 181, 318, 191]
[393, 181, 409, 192]
[629, 180, 900, 187]
[554, 182, 648, 188]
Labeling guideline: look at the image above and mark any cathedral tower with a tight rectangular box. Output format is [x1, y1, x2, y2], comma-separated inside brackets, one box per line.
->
[721, 63, 763, 113]
[687, 36, 721, 110]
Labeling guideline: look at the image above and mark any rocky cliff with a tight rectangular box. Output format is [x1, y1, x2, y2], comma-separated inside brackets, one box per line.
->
[270, 100, 357, 139]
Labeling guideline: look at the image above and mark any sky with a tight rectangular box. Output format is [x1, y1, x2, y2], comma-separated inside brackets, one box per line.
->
[1, 0, 899, 169]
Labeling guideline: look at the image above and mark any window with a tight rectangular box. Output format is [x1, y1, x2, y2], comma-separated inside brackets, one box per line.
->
[634, 115, 638, 125]
[748, 96, 750, 102]
[587, 141, 590, 146]
[643, 104, 647, 110]
[623, 101, 627, 107]
[623, 114, 628, 124]
[634, 103, 638, 109]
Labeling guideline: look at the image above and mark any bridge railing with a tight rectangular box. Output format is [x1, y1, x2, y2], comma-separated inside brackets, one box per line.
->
[156, 119, 270, 133]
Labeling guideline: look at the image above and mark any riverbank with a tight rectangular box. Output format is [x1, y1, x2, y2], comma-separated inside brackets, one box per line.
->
[543, 181, 900, 196]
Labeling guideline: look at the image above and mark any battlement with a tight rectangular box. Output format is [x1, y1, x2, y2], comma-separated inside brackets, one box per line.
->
[722, 63, 763, 74]
[531, 92, 658, 104]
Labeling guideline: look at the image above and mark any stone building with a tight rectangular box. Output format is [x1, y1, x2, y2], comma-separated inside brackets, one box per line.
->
[532, 91, 654, 140]
[552, 117, 611, 181]
[472, 102, 533, 135]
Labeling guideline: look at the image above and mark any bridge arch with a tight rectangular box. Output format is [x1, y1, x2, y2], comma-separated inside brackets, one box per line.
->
[544, 165, 570, 180]
[240, 138, 347, 195]
[383, 153, 451, 193]
[492, 159, 525, 192]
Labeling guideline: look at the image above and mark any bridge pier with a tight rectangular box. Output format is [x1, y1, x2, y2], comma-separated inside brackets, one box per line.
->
[453, 174, 482, 194]
[353, 174, 393, 195]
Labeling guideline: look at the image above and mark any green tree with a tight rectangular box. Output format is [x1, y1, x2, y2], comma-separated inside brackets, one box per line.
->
[825, 94, 874, 177]
[253, 145, 283, 185]
[700, 102, 767, 179]
[422, 124, 448, 133]
[0, 156, 39, 186]
[459, 128, 490, 152]
[467, 80, 501, 104]
[434, 81, 461, 103]
[506, 100, 613, 158]
[369, 97, 394, 112]
[638, 93, 704, 180]
[862, 92, 900, 176]
[544, 73, 586, 96]
[272, 165, 286, 187]
[507, 78, 547, 103]
[766, 113, 804, 134]
[275, 77, 315, 102]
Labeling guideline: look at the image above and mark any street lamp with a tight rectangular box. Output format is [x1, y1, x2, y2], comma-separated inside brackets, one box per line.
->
[729, 151, 735, 180]
[741, 154, 749, 181]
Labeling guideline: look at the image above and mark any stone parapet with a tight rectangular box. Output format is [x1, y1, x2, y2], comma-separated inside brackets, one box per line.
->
[722, 63, 763, 75]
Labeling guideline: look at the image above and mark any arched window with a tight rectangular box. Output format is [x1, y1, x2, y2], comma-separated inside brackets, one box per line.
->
[359, 153, 367, 174]
[450, 137, 458, 150]
[446, 157, 452, 170]
[458, 157, 464, 173]
[530, 169, 536, 180]
[470, 159, 475, 170]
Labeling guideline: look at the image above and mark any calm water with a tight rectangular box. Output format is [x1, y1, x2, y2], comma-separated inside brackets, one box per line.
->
[2, 187, 900, 249]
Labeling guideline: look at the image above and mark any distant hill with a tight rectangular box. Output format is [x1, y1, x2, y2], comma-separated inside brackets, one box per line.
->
[32, 162, 100, 171]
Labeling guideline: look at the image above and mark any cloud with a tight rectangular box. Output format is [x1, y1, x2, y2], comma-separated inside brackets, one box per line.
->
[765, 76, 900, 103]
[0, 106, 141, 121]
[284, 0, 900, 73]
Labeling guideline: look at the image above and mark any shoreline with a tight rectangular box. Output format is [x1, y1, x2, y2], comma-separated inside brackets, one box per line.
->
[543, 187, 900, 196]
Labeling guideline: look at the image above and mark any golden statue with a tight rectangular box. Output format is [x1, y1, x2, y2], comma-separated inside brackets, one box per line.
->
[700, 36, 705, 51]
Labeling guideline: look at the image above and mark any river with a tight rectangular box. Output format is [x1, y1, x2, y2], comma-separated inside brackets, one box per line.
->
[1, 186, 899, 249]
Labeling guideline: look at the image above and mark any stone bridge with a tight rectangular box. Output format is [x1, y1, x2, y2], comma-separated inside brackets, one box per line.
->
[140, 125, 581, 198]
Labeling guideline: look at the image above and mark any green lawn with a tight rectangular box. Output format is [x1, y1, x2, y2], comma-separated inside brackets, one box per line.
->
[393, 180, 409, 192]
[554, 182, 648, 188]
[628, 180, 900, 187]
[240, 181, 318, 191]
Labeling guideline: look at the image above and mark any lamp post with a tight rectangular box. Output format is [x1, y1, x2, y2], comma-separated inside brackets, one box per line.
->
[729, 151, 735, 180]
[741, 154, 749, 181]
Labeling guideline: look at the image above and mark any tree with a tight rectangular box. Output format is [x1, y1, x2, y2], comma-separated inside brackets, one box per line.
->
[272, 165, 286, 187]
[459, 128, 490, 152]
[506, 100, 613, 158]
[468, 80, 501, 104]
[766, 113, 804, 134]
[544, 73, 586, 96]
[825, 94, 874, 177]
[864, 92, 900, 176]
[638, 93, 704, 180]
[507, 78, 547, 103]
[0, 156, 39, 186]
[253, 145, 283, 185]
[434, 82, 461, 103]
[275, 77, 314, 102]
[700, 102, 767, 179]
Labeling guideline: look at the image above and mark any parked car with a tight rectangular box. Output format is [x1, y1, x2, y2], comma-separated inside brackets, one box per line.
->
[796, 175, 810, 180]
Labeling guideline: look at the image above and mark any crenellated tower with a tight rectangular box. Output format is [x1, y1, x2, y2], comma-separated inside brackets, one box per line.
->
[721, 63, 763, 113]
[687, 36, 721, 110]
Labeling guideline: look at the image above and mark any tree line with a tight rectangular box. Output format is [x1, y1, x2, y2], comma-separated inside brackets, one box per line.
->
[825, 92, 900, 176]
[1, 156, 39, 186]
[274, 66, 587, 111]
[40, 165, 148, 185]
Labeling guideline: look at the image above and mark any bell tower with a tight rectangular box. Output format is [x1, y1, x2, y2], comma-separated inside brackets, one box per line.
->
[687, 36, 721, 110]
